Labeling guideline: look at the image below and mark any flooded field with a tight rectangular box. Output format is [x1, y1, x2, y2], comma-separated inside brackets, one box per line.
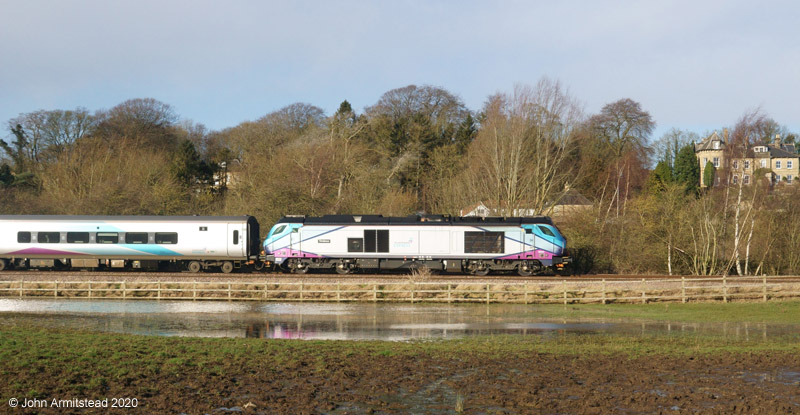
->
[0, 298, 796, 341]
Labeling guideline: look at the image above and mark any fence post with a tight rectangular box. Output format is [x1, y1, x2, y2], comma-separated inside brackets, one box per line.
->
[193, 281, 197, 301]
[641, 278, 646, 304]
[264, 283, 269, 300]
[54, 281, 58, 298]
[19, 280, 23, 298]
[158, 282, 161, 300]
[337, 282, 341, 302]
[524, 284, 528, 305]
[448, 284, 452, 304]
[122, 281, 126, 299]
[563, 280, 567, 305]
[723, 276, 728, 303]
[762, 275, 767, 302]
[373, 284, 377, 302]
[299, 283, 303, 301]
[411, 283, 415, 303]
[602, 279, 606, 305]
[88, 282, 92, 299]
[486, 283, 490, 305]
[681, 277, 686, 303]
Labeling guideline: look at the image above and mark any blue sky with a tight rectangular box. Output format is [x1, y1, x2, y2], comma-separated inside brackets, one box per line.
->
[1, 0, 797, 142]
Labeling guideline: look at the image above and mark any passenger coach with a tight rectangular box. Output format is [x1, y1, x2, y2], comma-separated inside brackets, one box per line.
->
[0, 215, 261, 273]
[263, 215, 570, 275]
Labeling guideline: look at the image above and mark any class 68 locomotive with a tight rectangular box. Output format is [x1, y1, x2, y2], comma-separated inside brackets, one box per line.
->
[262, 214, 571, 276]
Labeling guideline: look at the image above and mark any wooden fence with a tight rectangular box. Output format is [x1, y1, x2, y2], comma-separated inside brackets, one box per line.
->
[1, 276, 800, 304]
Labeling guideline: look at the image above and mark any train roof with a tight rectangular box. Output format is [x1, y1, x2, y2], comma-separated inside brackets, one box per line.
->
[276, 214, 555, 226]
[0, 215, 256, 223]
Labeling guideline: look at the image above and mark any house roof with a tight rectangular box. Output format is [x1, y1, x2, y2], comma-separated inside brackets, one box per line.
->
[550, 189, 592, 206]
[695, 131, 726, 152]
[746, 144, 799, 159]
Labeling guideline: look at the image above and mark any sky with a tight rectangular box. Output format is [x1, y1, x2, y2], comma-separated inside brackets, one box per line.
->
[1, 0, 797, 142]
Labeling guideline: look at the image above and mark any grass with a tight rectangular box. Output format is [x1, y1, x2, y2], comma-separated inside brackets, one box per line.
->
[526, 300, 800, 324]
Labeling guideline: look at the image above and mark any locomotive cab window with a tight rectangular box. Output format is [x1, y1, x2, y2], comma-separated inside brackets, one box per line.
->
[537, 226, 555, 237]
[96, 232, 119, 244]
[17, 232, 31, 243]
[233, 230, 239, 245]
[38, 232, 61, 243]
[67, 232, 90, 243]
[125, 232, 149, 244]
[363, 230, 390, 253]
[155, 233, 178, 244]
[348, 238, 364, 252]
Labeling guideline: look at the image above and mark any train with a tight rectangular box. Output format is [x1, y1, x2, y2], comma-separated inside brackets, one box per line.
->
[0, 214, 570, 276]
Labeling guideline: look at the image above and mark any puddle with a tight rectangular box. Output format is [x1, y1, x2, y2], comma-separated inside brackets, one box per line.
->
[0, 299, 798, 341]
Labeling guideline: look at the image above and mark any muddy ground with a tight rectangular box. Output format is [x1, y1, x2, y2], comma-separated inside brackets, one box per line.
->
[6, 351, 798, 414]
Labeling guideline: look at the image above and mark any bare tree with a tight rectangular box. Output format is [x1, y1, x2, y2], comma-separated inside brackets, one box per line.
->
[464, 79, 583, 215]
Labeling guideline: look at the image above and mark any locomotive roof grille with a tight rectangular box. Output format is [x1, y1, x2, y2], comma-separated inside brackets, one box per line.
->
[276, 215, 554, 226]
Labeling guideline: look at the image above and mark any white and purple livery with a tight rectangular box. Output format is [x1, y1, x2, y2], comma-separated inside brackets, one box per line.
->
[0, 215, 261, 273]
[262, 215, 570, 275]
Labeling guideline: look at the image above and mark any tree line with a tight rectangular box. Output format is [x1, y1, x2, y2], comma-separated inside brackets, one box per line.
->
[2, 79, 798, 275]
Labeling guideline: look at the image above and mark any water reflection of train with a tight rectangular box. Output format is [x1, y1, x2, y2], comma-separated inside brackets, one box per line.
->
[0, 214, 570, 276]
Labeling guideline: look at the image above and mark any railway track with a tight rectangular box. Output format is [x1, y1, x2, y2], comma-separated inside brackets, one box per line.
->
[2, 271, 799, 284]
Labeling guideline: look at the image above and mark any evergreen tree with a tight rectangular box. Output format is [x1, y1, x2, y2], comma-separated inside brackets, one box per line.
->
[702, 161, 716, 188]
[647, 160, 673, 193]
[673, 144, 701, 194]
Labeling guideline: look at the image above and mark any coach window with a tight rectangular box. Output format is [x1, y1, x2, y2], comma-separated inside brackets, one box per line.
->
[17, 232, 31, 243]
[233, 230, 239, 245]
[348, 238, 364, 252]
[155, 233, 178, 244]
[67, 232, 90, 243]
[125, 233, 148, 244]
[96, 232, 119, 244]
[38, 232, 61, 243]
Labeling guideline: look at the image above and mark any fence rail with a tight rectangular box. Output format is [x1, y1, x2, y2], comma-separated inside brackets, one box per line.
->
[1, 276, 799, 304]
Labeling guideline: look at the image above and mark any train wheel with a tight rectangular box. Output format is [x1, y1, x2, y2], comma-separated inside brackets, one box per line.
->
[291, 266, 309, 274]
[335, 263, 351, 275]
[471, 267, 490, 276]
[187, 261, 202, 273]
[0, 259, 6, 271]
[221, 261, 234, 274]
[517, 267, 533, 277]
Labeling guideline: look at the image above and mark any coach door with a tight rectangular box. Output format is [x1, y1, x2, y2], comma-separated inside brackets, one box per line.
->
[227, 223, 245, 257]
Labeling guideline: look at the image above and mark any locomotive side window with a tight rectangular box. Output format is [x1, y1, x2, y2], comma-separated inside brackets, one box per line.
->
[125, 233, 149, 244]
[348, 238, 364, 252]
[155, 233, 178, 244]
[464, 231, 504, 253]
[96, 232, 119, 244]
[17, 232, 31, 243]
[38, 232, 61, 243]
[67, 232, 90, 243]
[377, 230, 389, 253]
[233, 230, 239, 245]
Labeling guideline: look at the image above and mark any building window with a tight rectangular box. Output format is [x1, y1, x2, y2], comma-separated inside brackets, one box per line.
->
[732, 175, 738, 184]
[712, 157, 720, 167]
[703, 157, 708, 166]
[744, 175, 750, 185]
[776, 160, 782, 169]
[744, 160, 750, 169]
[733, 160, 739, 169]
[761, 159, 767, 168]
[788, 175, 793, 184]
[776, 174, 782, 183]
[789, 161, 794, 169]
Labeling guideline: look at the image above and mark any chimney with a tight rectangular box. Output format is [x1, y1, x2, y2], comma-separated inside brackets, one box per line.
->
[774, 134, 781, 146]
[723, 128, 729, 144]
